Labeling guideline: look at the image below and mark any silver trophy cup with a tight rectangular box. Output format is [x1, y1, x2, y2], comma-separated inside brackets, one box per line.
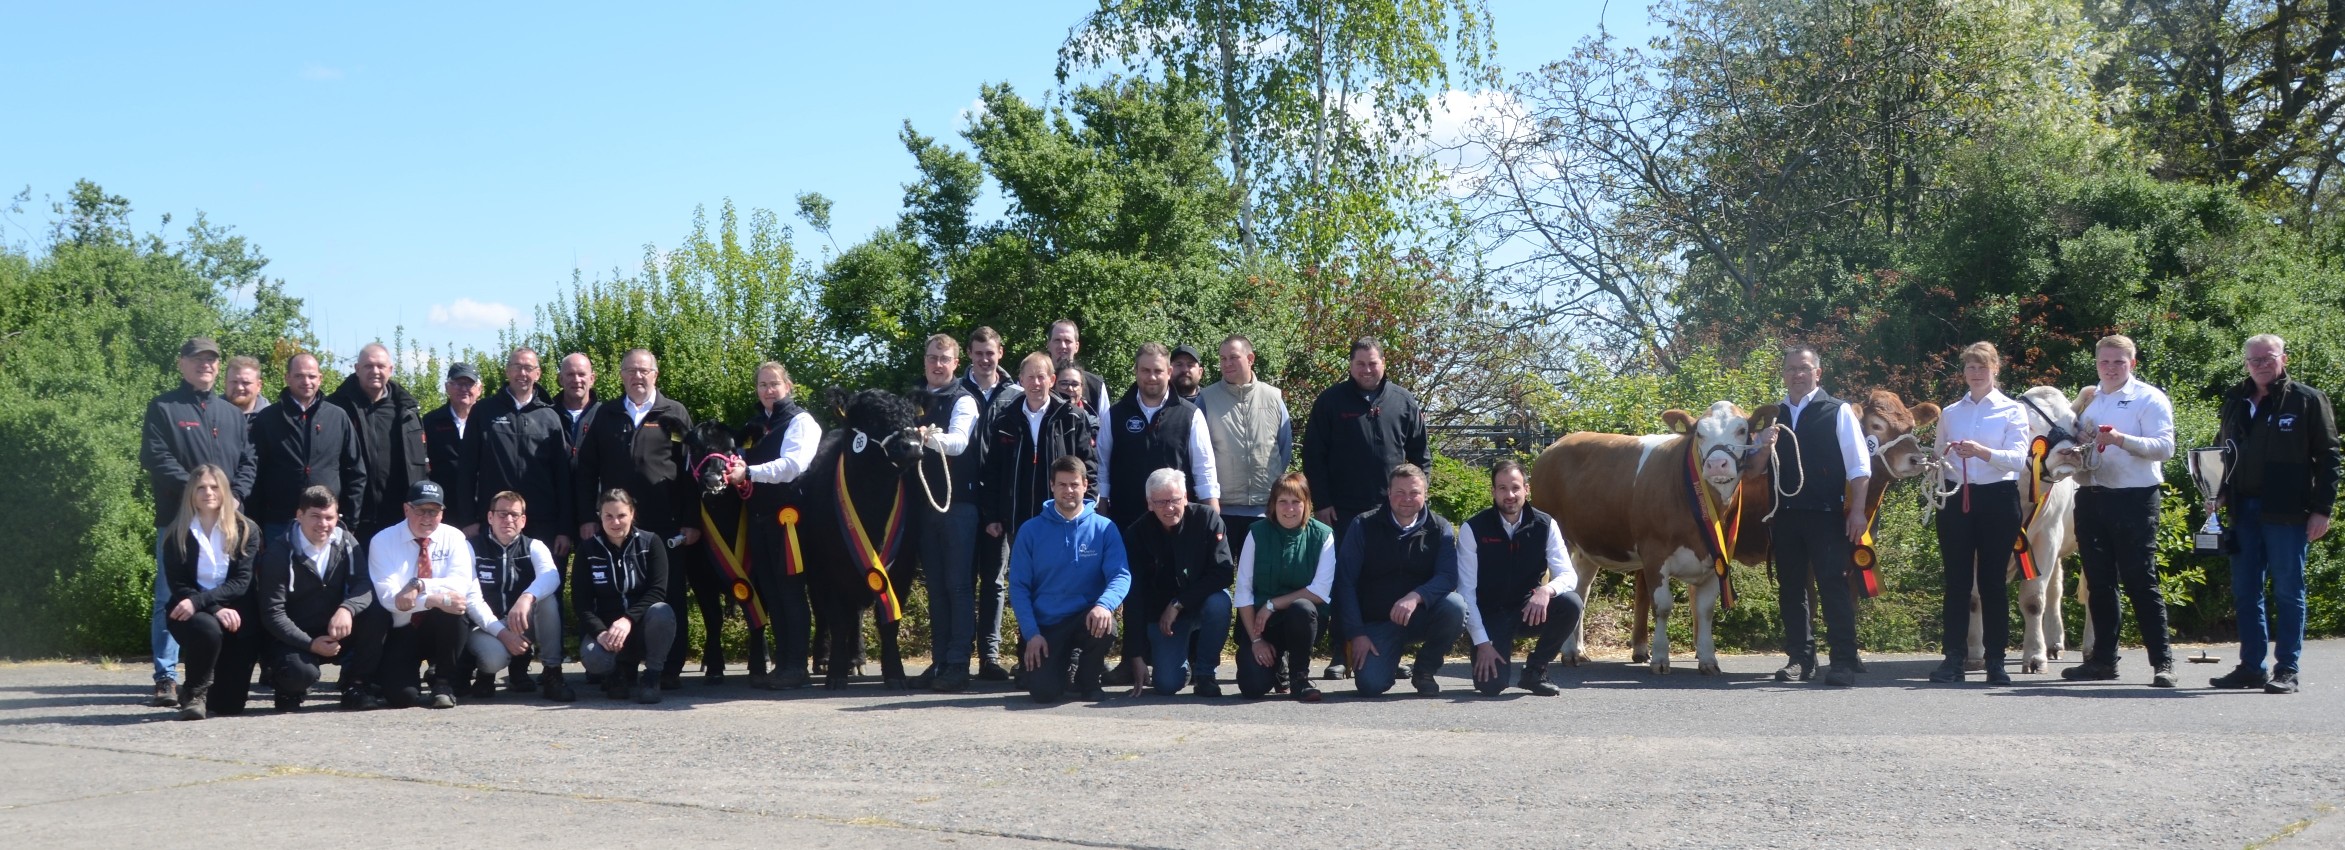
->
[2187, 445, 2232, 555]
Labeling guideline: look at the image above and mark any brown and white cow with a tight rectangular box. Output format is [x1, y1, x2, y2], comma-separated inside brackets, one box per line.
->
[1535, 401, 1769, 674]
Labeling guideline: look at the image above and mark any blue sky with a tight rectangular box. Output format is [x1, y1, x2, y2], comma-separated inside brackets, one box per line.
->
[4, 1, 1656, 363]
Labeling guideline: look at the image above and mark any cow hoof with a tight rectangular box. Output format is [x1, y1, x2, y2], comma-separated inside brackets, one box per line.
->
[1560, 650, 1585, 667]
[1649, 660, 1670, 675]
[2022, 659, 2045, 674]
[1632, 649, 1651, 665]
[1697, 660, 1720, 675]
[1963, 659, 1986, 672]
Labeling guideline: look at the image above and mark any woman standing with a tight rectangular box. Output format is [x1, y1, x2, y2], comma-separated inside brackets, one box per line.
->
[160, 464, 262, 720]
[727, 361, 822, 689]
[1233, 473, 1335, 702]
[1931, 342, 2030, 685]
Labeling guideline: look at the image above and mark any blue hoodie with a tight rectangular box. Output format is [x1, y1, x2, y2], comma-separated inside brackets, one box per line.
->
[1008, 498, 1131, 639]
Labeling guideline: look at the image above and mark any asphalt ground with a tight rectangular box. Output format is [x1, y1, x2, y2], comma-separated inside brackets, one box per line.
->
[2, 642, 2340, 849]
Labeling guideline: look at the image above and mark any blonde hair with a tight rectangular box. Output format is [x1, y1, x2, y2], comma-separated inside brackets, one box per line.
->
[1018, 351, 1055, 378]
[169, 464, 246, 559]
[756, 360, 793, 385]
[1959, 341, 2001, 371]
[2096, 335, 2137, 360]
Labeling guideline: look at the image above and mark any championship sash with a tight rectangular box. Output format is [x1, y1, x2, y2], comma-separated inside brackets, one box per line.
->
[698, 502, 765, 629]
[835, 461, 908, 623]
[2012, 435, 2051, 581]
[1683, 446, 1744, 608]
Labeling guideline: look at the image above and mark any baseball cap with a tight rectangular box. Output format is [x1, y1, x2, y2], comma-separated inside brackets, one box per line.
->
[1170, 344, 1202, 363]
[180, 337, 222, 359]
[447, 362, 481, 383]
[407, 480, 447, 507]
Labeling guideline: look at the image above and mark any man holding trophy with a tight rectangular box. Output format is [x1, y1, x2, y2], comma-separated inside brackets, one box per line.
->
[2209, 334, 2340, 695]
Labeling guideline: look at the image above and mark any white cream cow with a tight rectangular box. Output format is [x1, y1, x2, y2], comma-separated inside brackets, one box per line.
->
[1965, 385, 2091, 671]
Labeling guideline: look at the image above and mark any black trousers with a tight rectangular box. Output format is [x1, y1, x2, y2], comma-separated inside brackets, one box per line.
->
[1222, 514, 1262, 559]
[1317, 507, 1369, 666]
[1938, 481, 2021, 665]
[2076, 486, 2172, 668]
[164, 608, 258, 715]
[1772, 508, 1861, 666]
[339, 604, 392, 690]
[1235, 599, 1319, 698]
[261, 641, 347, 697]
[750, 521, 812, 677]
[1473, 590, 1584, 695]
[378, 609, 470, 703]
[1025, 615, 1116, 702]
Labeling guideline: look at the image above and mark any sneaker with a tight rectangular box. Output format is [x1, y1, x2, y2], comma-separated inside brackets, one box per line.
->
[1517, 670, 1561, 696]
[540, 672, 577, 703]
[2060, 661, 2120, 681]
[339, 688, 384, 711]
[1296, 687, 1323, 703]
[1773, 661, 1816, 683]
[1928, 660, 1965, 683]
[274, 693, 303, 712]
[976, 659, 1011, 681]
[2150, 664, 2177, 688]
[2210, 665, 2269, 690]
[1412, 673, 1441, 696]
[176, 703, 208, 721]
[633, 682, 663, 704]
[1823, 665, 1856, 687]
[1322, 663, 1350, 681]
[469, 673, 499, 699]
[2265, 670, 2299, 694]
[427, 690, 459, 710]
[149, 680, 178, 708]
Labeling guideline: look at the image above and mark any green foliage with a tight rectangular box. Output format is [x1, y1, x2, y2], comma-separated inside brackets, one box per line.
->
[1425, 453, 1490, 523]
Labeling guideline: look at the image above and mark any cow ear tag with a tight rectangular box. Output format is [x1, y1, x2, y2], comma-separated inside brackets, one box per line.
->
[853, 432, 869, 453]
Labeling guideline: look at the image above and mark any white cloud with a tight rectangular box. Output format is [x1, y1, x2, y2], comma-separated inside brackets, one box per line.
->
[958, 97, 990, 126]
[298, 63, 344, 81]
[428, 298, 522, 331]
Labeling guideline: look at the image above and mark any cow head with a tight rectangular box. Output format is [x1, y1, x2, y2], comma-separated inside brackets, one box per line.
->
[1662, 400, 1757, 504]
[685, 421, 743, 497]
[2017, 385, 2088, 481]
[828, 387, 925, 472]
[1856, 390, 1939, 480]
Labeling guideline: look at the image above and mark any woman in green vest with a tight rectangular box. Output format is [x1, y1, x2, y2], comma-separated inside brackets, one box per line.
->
[1234, 472, 1336, 701]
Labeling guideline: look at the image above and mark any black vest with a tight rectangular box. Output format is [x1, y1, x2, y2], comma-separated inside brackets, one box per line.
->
[469, 532, 536, 615]
[1106, 394, 1199, 513]
[742, 398, 808, 515]
[1776, 392, 1849, 512]
[1466, 507, 1553, 614]
[1352, 507, 1450, 626]
[915, 382, 980, 499]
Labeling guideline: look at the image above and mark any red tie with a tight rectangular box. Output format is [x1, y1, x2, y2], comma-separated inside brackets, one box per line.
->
[416, 537, 434, 579]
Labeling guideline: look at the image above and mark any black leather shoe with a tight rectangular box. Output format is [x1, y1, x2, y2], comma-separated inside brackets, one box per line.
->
[274, 694, 303, 712]
[1080, 687, 1110, 702]
[2265, 670, 2299, 694]
[1928, 660, 1965, 683]
[2210, 665, 2269, 690]
[1412, 673, 1441, 696]
[340, 688, 384, 711]
[468, 673, 499, 699]
[1101, 664, 1135, 686]
[934, 671, 971, 693]
[1822, 665, 1856, 687]
[772, 670, 809, 690]
[976, 659, 1011, 681]
[1518, 671, 1561, 696]
[541, 671, 577, 703]
[1773, 661, 1816, 683]
[1322, 663, 1350, 681]
[2060, 661, 2120, 681]
[634, 682, 663, 704]
[2150, 664, 2178, 688]
[1192, 678, 1223, 698]
[659, 671, 684, 691]
[1985, 667, 2012, 686]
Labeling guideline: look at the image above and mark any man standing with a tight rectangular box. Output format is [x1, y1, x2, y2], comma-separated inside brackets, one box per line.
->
[554, 352, 601, 448]
[1461, 460, 1582, 697]
[222, 354, 269, 420]
[139, 336, 257, 706]
[1008, 456, 1131, 703]
[423, 362, 484, 529]
[1765, 344, 1874, 687]
[329, 343, 429, 541]
[1120, 469, 1236, 696]
[1168, 345, 1205, 407]
[960, 328, 1024, 683]
[254, 486, 373, 712]
[366, 481, 498, 709]
[249, 352, 365, 547]
[466, 491, 572, 701]
[981, 354, 1101, 681]
[911, 334, 982, 692]
[1197, 334, 1292, 555]
[1048, 319, 1111, 415]
[1301, 338, 1428, 679]
[1334, 464, 1466, 697]
[2063, 334, 2180, 686]
[2211, 333, 2339, 695]
[461, 348, 573, 561]
[1096, 343, 1219, 685]
[573, 348, 697, 688]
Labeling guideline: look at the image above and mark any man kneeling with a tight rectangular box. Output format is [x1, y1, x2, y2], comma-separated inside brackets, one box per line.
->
[367, 481, 500, 709]
[1335, 464, 1466, 696]
[1010, 455, 1131, 703]
[1462, 460, 1583, 696]
[256, 486, 375, 711]
[574, 489, 676, 704]
[1121, 468, 1236, 697]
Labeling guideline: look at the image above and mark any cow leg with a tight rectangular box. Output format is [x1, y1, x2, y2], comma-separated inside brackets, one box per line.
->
[1631, 570, 1653, 666]
[746, 602, 770, 679]
[1965, 569, 1987, 672]
[2074, 568, 2095, 660]
[2015, 566, 2048, 674]
[2045, 559, 2068, 662]
[878, 614, 909, 690]
[1559, 555, 1600, 666]
[1690, 574, 1721, 675]
[1646, 568, 1674, 675]
[823, 600, 864, 691]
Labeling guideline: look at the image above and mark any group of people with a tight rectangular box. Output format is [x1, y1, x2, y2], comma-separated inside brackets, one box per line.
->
[135, 321, 2335, 718]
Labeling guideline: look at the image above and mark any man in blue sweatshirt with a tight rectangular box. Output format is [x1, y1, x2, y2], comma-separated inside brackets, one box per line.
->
[1009, 454, 1132, 703]
[1335, 463, 1467, 696]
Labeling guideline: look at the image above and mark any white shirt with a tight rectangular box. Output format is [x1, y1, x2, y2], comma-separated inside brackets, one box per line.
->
[920, 391, 978, 456]
[1232, 530, 1336, 608]
[1096, 399, 1222, 501]
[745, 410, 823, 484]
[452, 409, 470, 440]
[2075, 377, 2176, 489]
[188, 519, 229, 591]
[1783, 387, 1873, 482]
[293, 526, 342, 581]
[1934, 389, 2029, 484]
[622, 391, 659, 427]
[367, 522, 497, 633]
[1023, 396, 1051, 447]
[1457, 513, 1577, 646]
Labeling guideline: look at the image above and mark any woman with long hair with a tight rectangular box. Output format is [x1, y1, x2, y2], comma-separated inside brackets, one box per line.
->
[160, 463, 261, 719]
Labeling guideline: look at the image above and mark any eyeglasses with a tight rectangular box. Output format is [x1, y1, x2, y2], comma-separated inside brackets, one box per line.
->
[489, 510, 525, 519]
[2247, 355, 2280, 367]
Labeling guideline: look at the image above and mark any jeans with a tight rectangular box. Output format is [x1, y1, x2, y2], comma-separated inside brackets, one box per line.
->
[920, 501, 979, 673]
[1147, 590, 1232, 694]
[582, 603, 678, 678]
[1235, 599, 1320, 698]
[1352, 591, 1467, 696]
[974, 524, 1010, 663]
[1938, 482, 2021, 666]
[150, 532, 178, 684]
[1473, 590, 1584, 695]
[1024, 615, 1116, 703]
[2077, 486, 2172, 668]
[2230, 498, 2311, 674]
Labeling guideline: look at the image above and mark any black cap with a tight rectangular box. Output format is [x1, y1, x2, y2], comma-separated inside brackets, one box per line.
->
[179, 337, 222, 359]
[1170, 344, 1203, 364]
[446, 362, 481, 383]
[407, 480, 446, 507]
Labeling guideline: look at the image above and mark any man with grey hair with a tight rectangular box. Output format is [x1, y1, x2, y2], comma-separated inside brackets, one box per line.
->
[329, 342, 429, 540]
[1117, 467, 1237, 696]
[2211, 333, 2339, 694]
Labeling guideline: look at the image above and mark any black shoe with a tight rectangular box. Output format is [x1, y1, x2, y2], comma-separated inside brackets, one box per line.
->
[659, 671, 683, 690]
[427, 682, 459, 709]
[934, 671, 971, 693]
[911, 668, 939, 689]
[746, 673, 775, 690]
[772, 670, 809, 690]
[274, 693, 303, 712]
[603, 676, 630, 700]
[1412, 673, 1441, 696]
[149, 680, 178, 708]
[468, 673, 499, 699]
[2265, 670, 2299, 694]
[1846, 658, 1869, 673]
[1823, 665, 1855, 687]
[1928, 660, 1965, 683]
[1985, 666, 2012, 686]
[2150, 664, 2177, 688]
[1101, 665, 1135, 686]
[1080, 687, 1110, 702]
[1322, 663, 1350, 681]
[176, 703, 208, 721]
[1296, 687, 1324, 703]
[1518, 670, 1561, 696]
[634, 682, 663, 704]
[541, 671, 577, 703]
[1192, 678, 1222, 698]
[2210, 665, 2269, 690]
[702, 670, 726, 686]
[1773, 661, 1816, 683]
[2060, 661, 2120, 681]
[340, 688, 384, 711]
[977, 659, 1011, 681]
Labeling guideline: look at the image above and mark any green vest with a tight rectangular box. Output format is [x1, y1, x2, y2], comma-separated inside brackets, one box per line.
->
[1248, 517, 1332, 601]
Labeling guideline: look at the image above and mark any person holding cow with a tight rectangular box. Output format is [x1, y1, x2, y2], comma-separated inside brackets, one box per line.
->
[2210, 333, 2338, 694]
[1233, 472, 1335, 701]
[910, 333, 985, 693]
[1097, 342, 1220, 686]
[2052, 333, 2181, 687]
[722, 359, 823, 689]
[1766, 343, 1874, 687]
[1334, 463, 1467, 697]
[1008, 455, 1132, 703]
[1461, 459, 1582, 697]
[574, 488, 678, 704]
[982, 351, 1097, 681]
[1119, 468, 1237, 697]
[573, 348, 697, 689]
[1304, 338, 1431, 681]
[139, 336, 258, 707]
[1929, 342, 2031, 685]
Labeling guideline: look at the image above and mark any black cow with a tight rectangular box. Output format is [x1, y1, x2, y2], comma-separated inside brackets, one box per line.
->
[797, 388, 933, 690]
[683, 420, 769, 684]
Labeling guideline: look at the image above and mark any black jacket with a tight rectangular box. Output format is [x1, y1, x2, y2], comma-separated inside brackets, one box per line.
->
[574, 528, 669, 635]
[140, 382, 257, 527]
[983, 395, 1098, 531]
[248, 391, 366, 525]
[2220, 375, 2342, 523]
[327, 377, 429, 533]
[162, 515, 262, 614]
[1120, 503, 1236, 618]
[1302, 378, 1431, 515]
[460, 385, 574, 538]
[574, 394, 695, 536]
[959, 368, 1022, 474]
[422, 403, 477, 525]
[257, 527, 371, 649]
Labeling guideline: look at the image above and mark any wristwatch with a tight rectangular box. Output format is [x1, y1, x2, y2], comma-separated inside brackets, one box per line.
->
[1261, 599, 1275, 613]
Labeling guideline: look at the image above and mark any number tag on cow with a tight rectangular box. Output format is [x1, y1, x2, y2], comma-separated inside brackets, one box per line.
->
[853, 432, 869, 453]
